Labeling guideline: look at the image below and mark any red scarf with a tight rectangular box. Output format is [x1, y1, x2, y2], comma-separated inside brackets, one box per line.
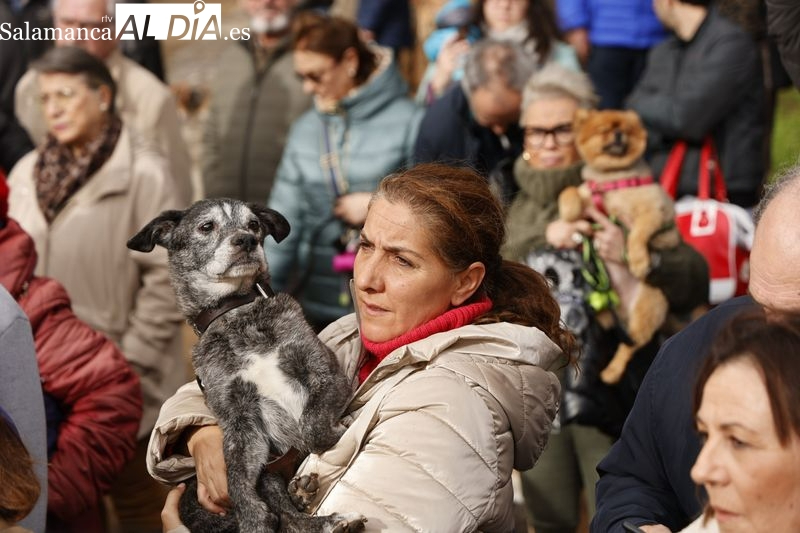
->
[358, 297, 493, 383]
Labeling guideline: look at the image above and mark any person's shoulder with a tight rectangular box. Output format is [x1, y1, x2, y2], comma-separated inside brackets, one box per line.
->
[216, 40, 252, 62]
[15, 66, 36, 93]
[0, 285, 28, 331]
[420, 85, 467, 129]
[658, 296, 755, 366]
[286, 107, 321, 137]
[426, 322, 564, 371]
[7, 149, 37, 179]
[120, 127, 173, 180]
[113, 52, 172, 98]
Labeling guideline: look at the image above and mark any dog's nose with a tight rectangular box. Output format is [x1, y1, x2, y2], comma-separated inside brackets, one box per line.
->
[232, 233, 258, 252]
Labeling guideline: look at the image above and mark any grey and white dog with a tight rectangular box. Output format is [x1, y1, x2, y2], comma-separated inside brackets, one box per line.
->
[127, 198, 365, 533]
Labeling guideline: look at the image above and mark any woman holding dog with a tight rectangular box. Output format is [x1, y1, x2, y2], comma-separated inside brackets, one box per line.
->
[148, 163, 574, 532]
[6, 46, 187, 532]
[265, 11, 422, 332]
[502, 63, 709, 532]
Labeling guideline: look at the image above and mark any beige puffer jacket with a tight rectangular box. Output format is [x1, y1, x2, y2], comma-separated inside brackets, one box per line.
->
[147, 314, 563, 532]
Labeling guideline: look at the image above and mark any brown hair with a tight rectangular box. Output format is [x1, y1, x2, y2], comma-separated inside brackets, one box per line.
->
[373, 163, 575, 357]
[693, 308, 800, 446]
[0, 414, 41, 524]
[291, 11, 378, 86]
[473, 0, 562, 64]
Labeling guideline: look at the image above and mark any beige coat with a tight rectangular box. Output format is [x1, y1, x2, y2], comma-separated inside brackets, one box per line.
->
[147, 314, 562, 532]
[8, 126, 188, 439]
[15, 49, 193, 205]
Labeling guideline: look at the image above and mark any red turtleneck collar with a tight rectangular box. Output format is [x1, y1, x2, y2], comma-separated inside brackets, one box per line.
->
[358, 297, 493, 383]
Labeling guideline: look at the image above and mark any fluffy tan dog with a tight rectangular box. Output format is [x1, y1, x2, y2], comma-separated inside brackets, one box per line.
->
[558, 109, 679, 384]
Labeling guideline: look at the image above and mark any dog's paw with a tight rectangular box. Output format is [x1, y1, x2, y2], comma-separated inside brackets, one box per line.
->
[558, 187, 584, 222]
[288, 473, 320, 511]
[600, 361, 625, 385]
[626, 249, 650, 279]
[327, 513, 367, 533]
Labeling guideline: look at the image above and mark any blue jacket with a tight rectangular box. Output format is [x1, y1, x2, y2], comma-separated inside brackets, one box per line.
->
[357, 0, 413, 49]
[592, 296, 755, 533]
[266, 55, 422, 328]
[556, 0, 667, 49]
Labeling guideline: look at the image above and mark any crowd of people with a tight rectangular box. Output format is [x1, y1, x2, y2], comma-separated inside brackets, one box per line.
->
[1, 0, 799, 532]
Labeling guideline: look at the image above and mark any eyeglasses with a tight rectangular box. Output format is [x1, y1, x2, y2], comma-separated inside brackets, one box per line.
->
[39, 86, 79, 108]
[295, 61, 338, 85]
[523, 123, 574, 147]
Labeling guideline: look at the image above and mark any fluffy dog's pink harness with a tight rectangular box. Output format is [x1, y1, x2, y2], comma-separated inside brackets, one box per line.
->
[588, 175, 654, 215]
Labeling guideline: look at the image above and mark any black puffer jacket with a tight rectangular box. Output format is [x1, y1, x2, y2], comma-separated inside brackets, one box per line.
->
[627, 6, 766, 207]
[413, 84, 523, 178]
[766, 0, 800, 88]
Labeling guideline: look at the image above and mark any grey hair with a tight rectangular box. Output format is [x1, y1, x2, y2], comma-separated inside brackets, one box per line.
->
[753, 162, 800, 226]
[521, 63, 598, 118]
[52, 0, 117, 18]
[461, 39, 535, 95]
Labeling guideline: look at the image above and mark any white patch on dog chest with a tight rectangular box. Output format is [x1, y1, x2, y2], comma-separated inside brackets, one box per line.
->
[241, 351, 307, 422]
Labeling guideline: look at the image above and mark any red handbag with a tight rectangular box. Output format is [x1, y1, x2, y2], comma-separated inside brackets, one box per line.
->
[660, 138, 753, 304]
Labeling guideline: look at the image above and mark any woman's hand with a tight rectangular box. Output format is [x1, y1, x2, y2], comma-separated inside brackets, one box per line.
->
[586, 206, 641, 307]
[586, 206, 627, 265]
[186, 425, 231, 514]
[334, 192, 372, 227]
[161, 483, 186, 533]
[545, 218, 593, 249]
[564, 28, 591, 65]
[430, 35, 471, 95]
[640, 525, 672, 533]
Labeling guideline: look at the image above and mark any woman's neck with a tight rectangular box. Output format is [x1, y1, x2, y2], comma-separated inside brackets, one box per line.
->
[357, 297, 493, 383]
[361, 297, 493, 358]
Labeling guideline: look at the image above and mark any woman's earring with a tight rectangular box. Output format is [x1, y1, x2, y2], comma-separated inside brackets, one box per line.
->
[99, 102, 108, 112]
[522, 151, 531, 161]
[347, 67, 356, 78]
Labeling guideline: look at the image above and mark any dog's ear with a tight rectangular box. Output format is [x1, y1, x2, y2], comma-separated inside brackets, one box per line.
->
[127, 210, 185, 252]
[248, 204, 291, 243]
[623, 110, 643, 127]
[573, 108, 592, 132]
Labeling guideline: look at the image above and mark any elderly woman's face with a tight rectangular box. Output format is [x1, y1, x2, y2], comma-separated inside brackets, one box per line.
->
[294, 47, 358, 110]
[38, 72, 110, 148]
[691, 359, 800, 533]
[521, 96, 580, 169]
[353, 198, 481, 342]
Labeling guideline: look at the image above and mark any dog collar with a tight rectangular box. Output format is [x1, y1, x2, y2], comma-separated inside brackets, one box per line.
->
[190, 282, 274, 336]
[589, 175, 654, 214]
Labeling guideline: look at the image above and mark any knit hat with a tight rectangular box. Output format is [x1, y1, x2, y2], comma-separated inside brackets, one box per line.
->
[0, 172, 8, 227]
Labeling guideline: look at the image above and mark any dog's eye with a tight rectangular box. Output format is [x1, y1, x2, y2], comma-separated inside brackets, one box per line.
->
[247, 220, 260, 232]
[199, 221, 215, 233]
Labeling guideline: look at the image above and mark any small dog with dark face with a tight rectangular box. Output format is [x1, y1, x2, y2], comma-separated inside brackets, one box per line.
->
[558, 109, 679, 385]
[127, 198, 365, 533]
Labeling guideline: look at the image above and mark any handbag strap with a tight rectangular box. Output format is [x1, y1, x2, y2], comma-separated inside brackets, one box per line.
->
[319, 120, 349, 198]
[660, 140, 687, 199]
[699, 138, 728, 202]
[660, 137, 728, 201]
